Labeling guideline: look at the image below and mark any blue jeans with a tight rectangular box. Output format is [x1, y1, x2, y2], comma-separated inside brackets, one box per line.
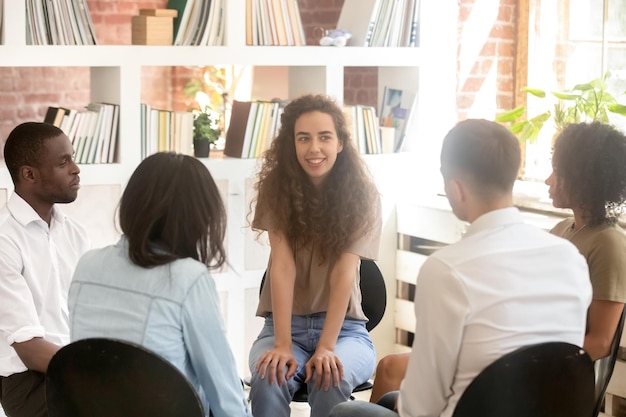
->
[248, 313, 376, 417]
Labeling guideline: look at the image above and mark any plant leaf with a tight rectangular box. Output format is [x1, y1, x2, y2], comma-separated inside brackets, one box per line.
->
[572, 82, 593, 91]
[522, 87, 546, 98]
[552, 91, 580, 100]
[510, 120, 528, 135]
[496, 106, 526, 122]
[608, 103, 626, 116]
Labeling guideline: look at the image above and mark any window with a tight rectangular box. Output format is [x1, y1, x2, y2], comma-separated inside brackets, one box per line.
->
[521, 0, 626, 181]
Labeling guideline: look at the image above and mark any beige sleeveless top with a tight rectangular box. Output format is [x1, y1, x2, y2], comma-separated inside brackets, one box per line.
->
[252, 199, 381, 321]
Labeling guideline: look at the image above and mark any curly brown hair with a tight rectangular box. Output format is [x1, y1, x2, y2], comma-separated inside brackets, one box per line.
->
[251, 94, 380, 260]
[552, 121, 626, 226]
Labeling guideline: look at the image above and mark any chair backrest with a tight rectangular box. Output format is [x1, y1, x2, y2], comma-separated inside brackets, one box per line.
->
[593, 304, 626, 417]
[359, 259, 386, 331]
[258, 259, 386, 331]
[452, 342, 595, 417]
[46, 337, 204, 417]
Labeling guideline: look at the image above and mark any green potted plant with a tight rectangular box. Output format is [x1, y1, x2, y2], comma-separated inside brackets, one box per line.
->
[496, 76, 626, 143]
[192, 108, 221, 158]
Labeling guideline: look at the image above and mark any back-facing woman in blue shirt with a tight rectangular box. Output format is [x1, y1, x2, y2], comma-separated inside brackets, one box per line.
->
[68, 152, 252, 417]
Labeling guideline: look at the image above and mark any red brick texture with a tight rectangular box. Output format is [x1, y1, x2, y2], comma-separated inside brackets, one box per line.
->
[456, 0, 517, 121]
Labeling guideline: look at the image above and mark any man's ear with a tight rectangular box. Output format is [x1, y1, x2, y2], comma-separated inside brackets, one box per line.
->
[19, 166, 37, 184]
[447, 178, 466, 202]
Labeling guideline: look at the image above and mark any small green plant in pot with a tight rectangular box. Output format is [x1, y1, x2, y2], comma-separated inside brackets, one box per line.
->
[496, 76, 626, 143]
[192, 108, 221, 158]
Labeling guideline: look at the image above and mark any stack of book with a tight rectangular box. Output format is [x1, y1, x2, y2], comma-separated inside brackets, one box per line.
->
[224, 100, 284, 158]
[26, 0, 97, 45]
[44, 103, 120, 164]
[167, 0, 225, 46]
[337, 0, 420, 47]
[246, 0, 306, 46]
[344, 105, 383, 155]
[140, 104, 194, 159]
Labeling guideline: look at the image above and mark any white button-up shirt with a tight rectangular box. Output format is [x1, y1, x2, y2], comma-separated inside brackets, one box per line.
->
[398, 207, 592, 417]
[0, 192, 90, 376]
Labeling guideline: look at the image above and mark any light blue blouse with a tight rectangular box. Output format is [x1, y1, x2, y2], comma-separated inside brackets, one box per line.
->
[68, 237, 252, 417]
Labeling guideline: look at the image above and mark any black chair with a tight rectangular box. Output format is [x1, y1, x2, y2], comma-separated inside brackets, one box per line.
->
[249, 259, 387, 402]
[45, 337, 204, 417]
[593, 305, 626, 417]
[452, 341, 595, 417]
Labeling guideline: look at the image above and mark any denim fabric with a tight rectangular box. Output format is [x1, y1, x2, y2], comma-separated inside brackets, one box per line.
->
[249, 313, 376, 417]
[329, 400, 399, 417]
[68, 238, 251, 417]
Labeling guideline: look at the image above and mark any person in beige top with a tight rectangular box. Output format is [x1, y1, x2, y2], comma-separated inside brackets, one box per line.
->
[248, 94, 382, 417]
[546, 121, 626, 362]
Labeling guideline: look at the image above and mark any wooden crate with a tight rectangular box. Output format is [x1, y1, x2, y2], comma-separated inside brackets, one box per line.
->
[131, 9, 177, 46]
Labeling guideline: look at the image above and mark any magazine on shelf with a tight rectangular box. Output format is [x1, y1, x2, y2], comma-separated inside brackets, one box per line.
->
[380, 86, 415, 152]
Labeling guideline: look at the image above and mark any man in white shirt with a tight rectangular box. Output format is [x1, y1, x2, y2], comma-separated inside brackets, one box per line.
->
[0, 122, 90, 417]
[330, 119, 592, 417]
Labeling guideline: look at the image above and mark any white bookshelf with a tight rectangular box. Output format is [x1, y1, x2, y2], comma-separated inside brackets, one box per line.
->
[0, 0, 458, 378]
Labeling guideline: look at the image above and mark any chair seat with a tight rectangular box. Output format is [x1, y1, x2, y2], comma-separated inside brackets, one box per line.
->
[46, 337, 204, 417]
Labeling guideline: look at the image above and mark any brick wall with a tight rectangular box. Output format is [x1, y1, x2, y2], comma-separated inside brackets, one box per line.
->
[456, 0, 517, 121]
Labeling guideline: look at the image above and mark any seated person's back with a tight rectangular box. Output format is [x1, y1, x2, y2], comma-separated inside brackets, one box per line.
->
[397, 119, 592, 417]
[68, 152, 252, 417]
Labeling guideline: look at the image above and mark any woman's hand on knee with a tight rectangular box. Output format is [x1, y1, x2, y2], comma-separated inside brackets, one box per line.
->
[255, 347, 298, 386]
[305, 348, 344, 391]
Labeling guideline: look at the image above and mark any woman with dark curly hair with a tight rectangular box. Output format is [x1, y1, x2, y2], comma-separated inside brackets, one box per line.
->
[546, 121, 626, 362]
[248, 94, 382, 417]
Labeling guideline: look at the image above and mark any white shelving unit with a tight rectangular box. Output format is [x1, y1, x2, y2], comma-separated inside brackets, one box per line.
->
[0, 0, 458, 377]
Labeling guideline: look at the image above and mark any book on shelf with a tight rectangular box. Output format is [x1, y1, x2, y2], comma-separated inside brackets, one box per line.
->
[241, 102, 259, 158]
[224, 100, 253, 158]
[248, 0, 304, 46]
[59, 108, 78, 134]
[246, 0, 254, 45]
[380, 86, 415, 152]
[223, 100, 284, 158]
[107, 104, 120, 163]
[191, 0, 211, 45]
[171, 0, 223, 45]
[408, 0, 420, 46]
[26, 0, 97, 45]
[173, 0, 195, 45]
[338, 0, 420, 47]
[271, 0, 288, 46]
[167, 0, 188, 40]
[179, 0, 202, 45]
[42, 103, 119, 164]
[44, 106, 65, 126]
[207, 0, 225, 45]
[140, 104, 194, 158]
[286, 0, 305, 46]
[344, 104, 383, 154]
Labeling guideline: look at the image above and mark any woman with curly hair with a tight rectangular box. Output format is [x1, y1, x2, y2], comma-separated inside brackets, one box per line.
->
[546, 121, 626, 362]
[248, 94, 382, 417]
